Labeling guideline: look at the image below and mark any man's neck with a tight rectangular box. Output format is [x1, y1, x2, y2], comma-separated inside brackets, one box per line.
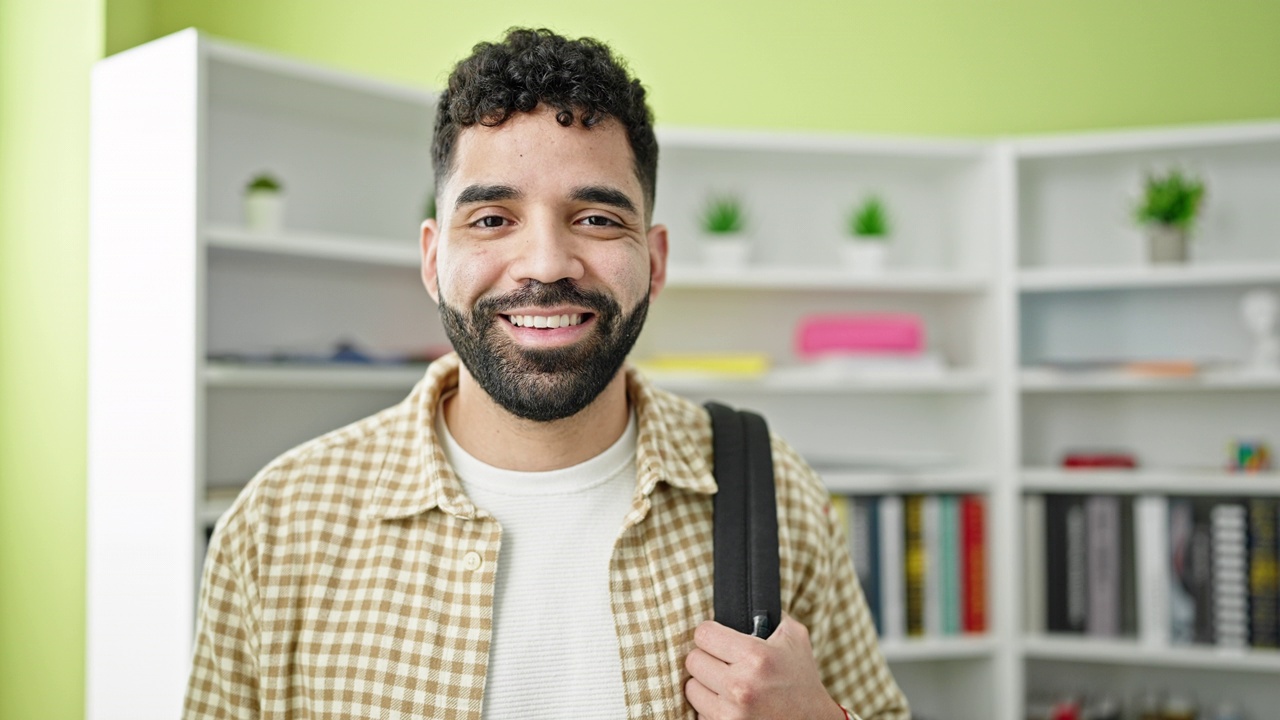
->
[442, 368, 632, 472]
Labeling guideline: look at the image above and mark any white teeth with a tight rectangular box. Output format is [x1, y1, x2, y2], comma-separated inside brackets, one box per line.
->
[508, 313, 584, 328]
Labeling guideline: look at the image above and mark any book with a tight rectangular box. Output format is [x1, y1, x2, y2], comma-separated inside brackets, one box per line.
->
[1211, 502, 1249, 648]
[904, 494, 926, 637]
[859, 496, 883, 636]
[1119, 496, 1138, 637]
[1247, 498, 1278, 648]
[845, 495, 883, 635]
[939, 494, 962, 635]
[1169, 498, 1196, 644]
[961, 494, 987, 633]
[1023, 494, 1047, 634]
[879, 495, 905, 640]
[1046, 494, 1087, 634]
[923, 495, 943, 636]
[1086, 495, 1121, 637]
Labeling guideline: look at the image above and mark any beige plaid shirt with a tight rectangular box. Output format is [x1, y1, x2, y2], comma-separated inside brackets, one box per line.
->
[185, 353, 909, 719]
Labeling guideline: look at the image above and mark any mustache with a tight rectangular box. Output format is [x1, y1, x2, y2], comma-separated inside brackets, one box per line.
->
[473, 279, 619, 318]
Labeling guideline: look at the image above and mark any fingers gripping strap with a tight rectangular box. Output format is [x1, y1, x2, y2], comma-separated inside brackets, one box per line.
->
[706, 402, 781, 638]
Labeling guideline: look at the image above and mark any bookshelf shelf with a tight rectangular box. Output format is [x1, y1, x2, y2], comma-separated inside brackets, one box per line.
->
[1021, 636, 1280, 673]
[1019, 370, 1280, 393]
[823, 469, 991, 495]
[205, 225, 420, 267]
[1018, 262, 1280, 292]
[881, 636, 998, 663]
[649, 370, 989, 395]
[203, 361, 429, 390]
[1021, 468, 1280, 496]
[665, 265, 988, 293]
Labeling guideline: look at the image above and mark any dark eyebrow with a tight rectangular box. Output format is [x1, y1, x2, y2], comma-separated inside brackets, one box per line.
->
[454, 184, 522, 209]
[571, 185, 638, 216]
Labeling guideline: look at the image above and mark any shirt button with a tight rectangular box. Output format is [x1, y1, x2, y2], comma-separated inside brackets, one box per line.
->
[463, 551, 483, 571]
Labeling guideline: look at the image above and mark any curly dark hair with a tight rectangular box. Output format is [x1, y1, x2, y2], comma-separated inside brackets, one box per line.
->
[432, 28, 658, 221]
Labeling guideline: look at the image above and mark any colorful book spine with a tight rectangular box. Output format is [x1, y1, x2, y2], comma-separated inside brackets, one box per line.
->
[879, 495, 905, 640]
[1244, 497, 1274, 648]
[961, 494, 987, 633]
[923, 495, 943, 636]
[939, 494, 962, 635]
[1247, 498, 1278, 648]
[904, 494, 926, 637]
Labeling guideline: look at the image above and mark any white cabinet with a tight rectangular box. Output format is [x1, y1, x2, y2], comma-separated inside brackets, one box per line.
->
[89, 28, 1280, 720]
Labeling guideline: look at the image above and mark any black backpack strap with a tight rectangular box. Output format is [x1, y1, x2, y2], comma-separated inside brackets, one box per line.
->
[705, 401, 781, 638]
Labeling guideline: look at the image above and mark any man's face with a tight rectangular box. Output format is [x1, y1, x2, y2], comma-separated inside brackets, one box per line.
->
[420, 106, 668, 421]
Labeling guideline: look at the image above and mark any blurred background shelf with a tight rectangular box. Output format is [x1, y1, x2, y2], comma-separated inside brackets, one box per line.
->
[1021, 467, 1280, 495]
[1021, 636, 1280, 673]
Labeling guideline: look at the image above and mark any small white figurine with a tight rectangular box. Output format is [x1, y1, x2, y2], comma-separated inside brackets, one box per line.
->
[1241, 288, 1280, 373]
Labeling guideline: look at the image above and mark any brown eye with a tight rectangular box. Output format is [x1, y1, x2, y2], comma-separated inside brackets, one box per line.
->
[581, 216, 616, 227]
[474, 216, 507, 228]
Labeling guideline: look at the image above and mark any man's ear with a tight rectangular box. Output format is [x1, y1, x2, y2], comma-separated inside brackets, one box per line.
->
[420, 218, 441, 303]
[647, 223, 669, 300]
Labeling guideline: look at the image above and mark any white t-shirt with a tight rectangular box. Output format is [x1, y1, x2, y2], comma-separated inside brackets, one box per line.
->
[436, 406, 637, 719]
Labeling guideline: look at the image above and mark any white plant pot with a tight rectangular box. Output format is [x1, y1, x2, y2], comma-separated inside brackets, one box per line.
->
[1146, 224, 1189, 264]
[700, 235, 751, 270]
[841, 240, 888, 273]
[244, 190, 284, 234]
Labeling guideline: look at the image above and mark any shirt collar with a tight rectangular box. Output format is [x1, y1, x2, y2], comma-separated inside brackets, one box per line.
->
[366, 353, 717, 522]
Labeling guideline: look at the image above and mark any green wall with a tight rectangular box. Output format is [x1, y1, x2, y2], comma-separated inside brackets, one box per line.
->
[146, 0, 1280, 134]
[0, 1, 102, 718]
[0, 1, 1277, 718]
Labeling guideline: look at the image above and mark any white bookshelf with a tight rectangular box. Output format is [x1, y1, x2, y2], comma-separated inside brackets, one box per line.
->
[88, 28, 1280, 720]
[1011, 121, 1280, 720]
[88, 31, 443, 719]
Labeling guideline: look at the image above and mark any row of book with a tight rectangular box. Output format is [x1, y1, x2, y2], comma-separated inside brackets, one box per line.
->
[1023, 494, 1138, 637]
[1169, 497, 1278, 649]
[1024, 494, 1280, 650]
[832, 494, 988, 640]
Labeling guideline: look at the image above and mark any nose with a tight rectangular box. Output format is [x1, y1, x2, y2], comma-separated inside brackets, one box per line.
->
[506, 216, 586, 285]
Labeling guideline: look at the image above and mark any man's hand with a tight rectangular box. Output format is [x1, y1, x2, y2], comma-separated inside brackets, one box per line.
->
[684, 613, 846, 720]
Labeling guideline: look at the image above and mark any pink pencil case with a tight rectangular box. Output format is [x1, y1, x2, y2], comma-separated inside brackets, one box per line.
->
[795, 313, 924, 358]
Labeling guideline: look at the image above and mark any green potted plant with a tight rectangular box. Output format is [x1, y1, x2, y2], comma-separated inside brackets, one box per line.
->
[698, 193, 750, 269]
[843, 195, 891, 272]
[244, 172, 284, 234]
[1134, 168, 1205, 264]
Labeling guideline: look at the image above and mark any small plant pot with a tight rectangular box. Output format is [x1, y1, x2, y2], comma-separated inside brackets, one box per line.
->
[244, 190, 284, 234]
[700, 235, 750, 270]
[841, 240, 888, 273]
[1146, 224, 1188, 264]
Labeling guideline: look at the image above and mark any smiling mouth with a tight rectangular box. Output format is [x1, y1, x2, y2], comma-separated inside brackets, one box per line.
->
[503, 313, 590, 329]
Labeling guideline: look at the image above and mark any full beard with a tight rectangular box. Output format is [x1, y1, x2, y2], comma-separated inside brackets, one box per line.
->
[438, 278, 649, 422]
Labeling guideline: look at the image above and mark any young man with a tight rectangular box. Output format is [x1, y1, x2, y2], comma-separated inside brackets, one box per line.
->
[185, 28, 908, 720]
